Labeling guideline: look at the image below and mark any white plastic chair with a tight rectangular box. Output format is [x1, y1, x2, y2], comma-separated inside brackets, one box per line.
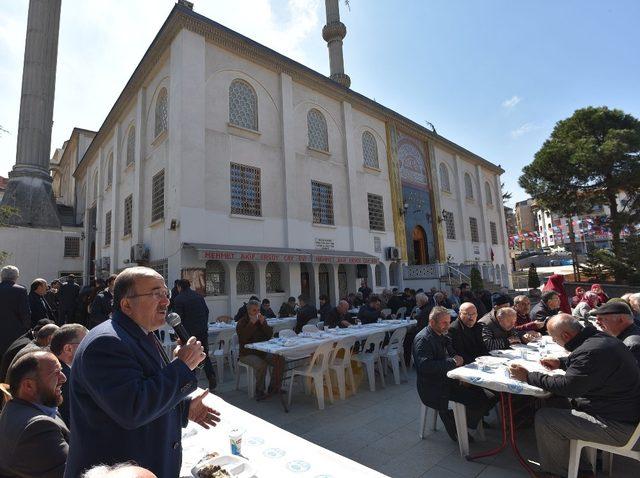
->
[279, 329, 297, 339]
[210, 328, 235, 383]
[287, 341, 335, 410]
[568, 422, 640, 478]
[418, 401, 485, 456]
[380, 327, 408, 385]
[157, 324, 176, 357]
[381, 308, 391, 318]
[328, 336, 357, 400]
[396, 307, 407, 319]
[302, 324, 320, 334]
[351, 331, 386, 392]
[418, 401, 439, 438]
[235, 361, 256, 399]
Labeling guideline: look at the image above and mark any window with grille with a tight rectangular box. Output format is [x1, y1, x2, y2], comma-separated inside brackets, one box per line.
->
[439, 163, 451, 193]
[206, 261, 226, 295]
[485, 182, 493, 205]
[151, 170, 165, 222]
[443, 210, 456, 240]
[126, 126, 136, 167]
[469, 217, 480, 242]
[123, 195, 133, 236]
[64, 237, 80, 257]
[362, 131, 379, 168]
[229, 79, 258, 131]
[490, 221, 499, 245]
[373, 236, 381, 253]
[230, 163, 261, 216]
[464, 173, 474, 200]
[106, 153, 113, 188]
[311, 181, 334, 225]
[149, 259, 168, 282]
[236, 261, 255, 294]
[307, 109, 328, 152]
[105, 211, 111, 246]
[367, 193, 385, 231]
[265, 262, 282, 293]
[375, 263, 382, 287]
[154, 87, 168, 138]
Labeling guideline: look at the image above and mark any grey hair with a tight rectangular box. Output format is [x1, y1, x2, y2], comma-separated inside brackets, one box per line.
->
[513, 295, 530, 305]
[415, 293, 428, 306]
[82, 462, 150, 477]
[628, 293, 640, 305]
[429, 305, 451, 323]
[547, 313, 583, 334]
[496, 307, 517, 320]
[246, 299, 261, 308]
[1, 265, 19, 282]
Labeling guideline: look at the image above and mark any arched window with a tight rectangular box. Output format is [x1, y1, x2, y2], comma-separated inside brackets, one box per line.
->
[375, 263, 382, 287]
[105, 152, 113, 189]
[126, 126, 136, 167]
[236, 261, 255, 294]
[362, 131, 379, 168]
[485, 182, 493, 205]
[205, 261, 226, 296]
[307, 109, 328, 152]
[92, 171, 99, 204]
[228, 79, 258, 131]
[389, 262, 398, 287]
[265, 262, 282, 293]
[154, 87, 168, 138]
[439, 163, 451, 193]
[464, 173, 474, 200]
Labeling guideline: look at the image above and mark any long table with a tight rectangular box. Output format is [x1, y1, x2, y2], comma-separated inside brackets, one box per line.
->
[180, 389, 388, 477]
[207, 317, 298, 342]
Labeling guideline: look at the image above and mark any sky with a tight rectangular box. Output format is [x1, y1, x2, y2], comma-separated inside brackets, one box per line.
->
[1, 0, 639, 207]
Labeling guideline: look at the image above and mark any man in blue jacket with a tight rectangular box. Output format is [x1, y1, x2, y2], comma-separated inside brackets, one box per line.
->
[64, 267, 221, 478]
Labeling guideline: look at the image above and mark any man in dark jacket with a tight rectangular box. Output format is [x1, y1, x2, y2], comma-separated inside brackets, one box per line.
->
[529, 291, 560, 326]
[448, 302, 487, 364]
[88, 274, 116, 328]
[45, 280, 61, 317]
[479, 307, 523, 351]
[28, 278, 56, 325]
[294, 295, 318, 333]
[478, 292, 511, 326]
[259, 299, 277, 318]
[58, 274, 80, 325]
[318, 294, 332, 323]
[0, 265, 31, 360]
[593, 301, 640, 366]
[0, 319, 55, 381]
[173, 279, 216, 392]
[357, 295, 383, 325]
[387, 289, 404, 314]
[278, 296, 297, 318]
[234, 295, 260, 322]
[413, 306, 496, 442]
[509, 314, 640, 477]
[324, 300, 354, 328]
[358, 280, 372, 301]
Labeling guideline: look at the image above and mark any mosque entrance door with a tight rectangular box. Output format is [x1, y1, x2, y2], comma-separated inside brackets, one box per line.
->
[412, 226, 428, 265]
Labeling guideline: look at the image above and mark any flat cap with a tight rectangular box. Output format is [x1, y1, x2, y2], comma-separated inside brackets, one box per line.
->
[591, 301, 632, 316]
[492, 293, 511, 307]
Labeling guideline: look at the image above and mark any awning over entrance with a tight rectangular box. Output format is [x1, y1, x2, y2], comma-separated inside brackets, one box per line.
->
[184, 243, 379, 265]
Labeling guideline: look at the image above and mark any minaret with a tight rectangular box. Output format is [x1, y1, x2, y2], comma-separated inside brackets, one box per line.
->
[1, 0, 62, 228]
[322, 0, 350, 88]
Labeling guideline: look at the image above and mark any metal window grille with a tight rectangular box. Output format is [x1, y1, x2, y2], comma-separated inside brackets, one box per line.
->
[206, 260, 226, 296]
[307, 109, 328, 151]
[236, 261, 255, 294]
[265, 262, 282, 293]
[490, 221, 499, 245]
[149, 259, 168, 282]
[373, 236, 382, 253]
[439, 163, 451, 192]
[106, 153, 113, 188]
[230, 163, 261, 216]
[367, 193, 385, 231]
[469, 217, 480, 242]
[362, 131, 379, 168]
[485, 182, 493, 205]
[443, 210, 456, 240]
[64, 237, 80, 257]
[123, 195, 133, 236]
[105, 211, 111, 246]
[464, 173, 474, 199]
[126, 126, 136, 166]
[311, 181, 334, 225]
[154, 88, 168, 138]
[229, 79, 258, 131]
[151, 170, 165, 222]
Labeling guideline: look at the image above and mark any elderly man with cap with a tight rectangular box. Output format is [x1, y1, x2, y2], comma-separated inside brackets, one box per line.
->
[479, 293, 512, 324]
[593, 301, 640, 366]
[448, 302, 487, 364]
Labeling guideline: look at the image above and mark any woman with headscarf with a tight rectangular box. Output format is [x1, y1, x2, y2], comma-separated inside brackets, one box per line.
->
[590, 283, 610, 306]
[572, 291, 599, 321]
[570, 286, 585, 308]
[542, 273, 571, 314]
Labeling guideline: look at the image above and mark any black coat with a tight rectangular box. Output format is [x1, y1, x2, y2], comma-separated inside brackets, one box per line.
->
[357, 305, 382, 325]
[0, 333, 32, 381]
[28, 291, 55, 326]
[448, 319, 487, 365]
[318, 302, 332, 323]
[479, 310, 519, 351]
[413, 326, 458, 410]
[529, 301, 558, 323]
[527, 325, 640, 424]
[88, 289, 113, 328]
[58, 361, 71, 427]
[172, 288, 210, 336]
[0, 280, 30, 360]
[387, 295, 404, 314]
[295, 304, 318, 333]
[58, 280, 80, 312]
[278, 302, 296, 318]
[324, 307, 354, 328]
[259, 305, 277, 319]
[618, 323, 640, 367]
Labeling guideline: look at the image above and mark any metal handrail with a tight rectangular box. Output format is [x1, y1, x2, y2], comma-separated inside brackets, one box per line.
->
[442, 264, 471, 286]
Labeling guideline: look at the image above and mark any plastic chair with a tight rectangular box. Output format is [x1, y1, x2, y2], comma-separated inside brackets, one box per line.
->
[157, 324, 176, 357]
[380, 327, 408, 385]
[287, 341, 335, 410]
[568, 422, 640, 478]
[381, 308, 391, 318]
[396, 307, 407, 319]
[210, 328, 235, 383]
[235, 360, 256, 399]
[418, 401, 485, 455]
[328, 336, 357, 400]
[302, 324, 320, 334]
[278, 329, 297, 339]
[418, 401, 439, 438]
[351, 331, 386, 392]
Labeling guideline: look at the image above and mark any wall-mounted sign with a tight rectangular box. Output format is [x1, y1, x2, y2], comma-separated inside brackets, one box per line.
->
[473, 246, 480, 255]
[314, 238, 335, 250]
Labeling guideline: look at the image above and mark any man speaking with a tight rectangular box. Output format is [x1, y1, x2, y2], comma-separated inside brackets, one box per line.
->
[64, 267, 221, 477]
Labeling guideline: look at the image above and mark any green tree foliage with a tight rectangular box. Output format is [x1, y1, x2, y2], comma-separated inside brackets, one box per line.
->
[470, 267, 483, 292]
[581, 235, 640, 285]
[528, 263, 541, 289]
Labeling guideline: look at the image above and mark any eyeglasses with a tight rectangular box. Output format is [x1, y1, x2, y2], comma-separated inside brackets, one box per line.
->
[128, 290, 171, 300]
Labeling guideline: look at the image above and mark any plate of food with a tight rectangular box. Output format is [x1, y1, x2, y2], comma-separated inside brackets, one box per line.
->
[192, 454, 255, 478]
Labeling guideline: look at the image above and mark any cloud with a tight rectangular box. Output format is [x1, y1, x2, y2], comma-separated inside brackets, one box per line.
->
[510, 122, 540, 138]
[501, 95, 522, 109]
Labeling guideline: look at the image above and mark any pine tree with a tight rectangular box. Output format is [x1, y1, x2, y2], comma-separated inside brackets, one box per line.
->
[470, 267, 483, 292]
[528, 263, 541, 289]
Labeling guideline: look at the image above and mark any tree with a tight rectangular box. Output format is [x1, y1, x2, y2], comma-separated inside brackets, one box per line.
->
[470, 267, 483, 292]
[528, 263, 541, 289]
[501, 182, 512, 205]
[519, 106, 640, 267]
[581, 234, 640, 285]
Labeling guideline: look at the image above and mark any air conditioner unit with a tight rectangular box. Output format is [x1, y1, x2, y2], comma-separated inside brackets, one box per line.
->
[385, 247, 400, 261]
[130, 243, 150, 262]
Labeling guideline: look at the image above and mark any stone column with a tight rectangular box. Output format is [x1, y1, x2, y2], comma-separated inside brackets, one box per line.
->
[1, 0, 62, 228]
[323, 0, 350, 87]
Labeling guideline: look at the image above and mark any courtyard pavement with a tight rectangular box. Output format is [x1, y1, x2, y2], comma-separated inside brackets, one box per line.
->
[205, 366, 639, 478]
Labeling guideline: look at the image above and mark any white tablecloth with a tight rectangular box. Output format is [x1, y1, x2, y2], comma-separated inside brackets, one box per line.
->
[208, 318, 298, 342]
[180, 390, 387, 477]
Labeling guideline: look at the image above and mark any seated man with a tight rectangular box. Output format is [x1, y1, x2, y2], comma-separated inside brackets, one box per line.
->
[530, 291, 561, 326]
[8, 323, 60, 372]
[448, 302, 487, 364]
[404, 293, 431, 367]
[0, 318, 54, 381]
[479, 293, 512, 324]
[259, 299, 276, 319]
[294, 295, 318, 333]
[357, 295, 384, 325]
[233, 295, 260, 322]
[413, 306, 496, 442]
[593, 301, 640, 366]
[324, 300, 354, 328]
[236, 300, 275, 401]
[318, 294, 332, 323]
[278, 296, 297, 318]
[0, 350, 70, 477]
[480, 307, 522, 351]
[509, 315, 640, 478]
[513, 295, 545, 332]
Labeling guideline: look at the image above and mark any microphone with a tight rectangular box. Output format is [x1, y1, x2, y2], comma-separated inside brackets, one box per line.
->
[165, 312, 205, 369]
